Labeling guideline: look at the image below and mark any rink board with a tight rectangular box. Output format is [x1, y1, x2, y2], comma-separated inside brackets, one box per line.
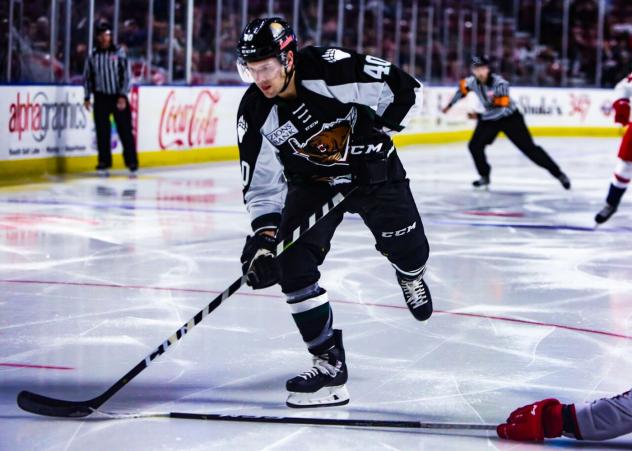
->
[0, 84, 623, 183]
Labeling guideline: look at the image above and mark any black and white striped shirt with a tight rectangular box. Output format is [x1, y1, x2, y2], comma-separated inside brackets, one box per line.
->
[83, 45, 130, 99]
[447, 73, 518, 121]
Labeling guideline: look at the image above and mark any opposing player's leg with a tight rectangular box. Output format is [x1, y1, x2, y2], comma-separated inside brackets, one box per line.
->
[595, 158, 631, 224]
[502, 112, 571, 189]
[353, 174, 432, 321]
[277, 183, 348, 408]
[468, 120, 500, 188]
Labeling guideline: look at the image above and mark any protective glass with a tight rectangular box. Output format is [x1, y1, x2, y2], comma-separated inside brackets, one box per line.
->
[237, 59, 283, 83]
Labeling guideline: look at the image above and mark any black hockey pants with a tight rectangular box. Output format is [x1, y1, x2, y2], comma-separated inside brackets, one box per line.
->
[468, 111, 561, 178]
[277, 158, 429, 294]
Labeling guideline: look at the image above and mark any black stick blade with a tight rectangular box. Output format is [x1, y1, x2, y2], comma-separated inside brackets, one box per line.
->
[17, 390, 95, 418]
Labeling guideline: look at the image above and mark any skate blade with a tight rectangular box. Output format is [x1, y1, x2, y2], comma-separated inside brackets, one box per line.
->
[286, 384, 350, 408]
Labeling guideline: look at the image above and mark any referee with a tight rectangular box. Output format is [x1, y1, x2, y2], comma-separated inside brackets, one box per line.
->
[442, 56, 570, 190]
[83, 22, 138, 175]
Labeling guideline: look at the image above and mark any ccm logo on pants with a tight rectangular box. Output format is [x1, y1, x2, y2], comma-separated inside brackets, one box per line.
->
[381, 222, 417, 238]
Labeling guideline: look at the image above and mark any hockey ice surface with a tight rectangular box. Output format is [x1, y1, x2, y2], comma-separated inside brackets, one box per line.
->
[1, 137, 631, 450]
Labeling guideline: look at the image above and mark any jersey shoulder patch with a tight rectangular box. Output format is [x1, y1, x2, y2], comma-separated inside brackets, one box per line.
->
[322, 48, 351, 63]
[237, 115, 248, 143]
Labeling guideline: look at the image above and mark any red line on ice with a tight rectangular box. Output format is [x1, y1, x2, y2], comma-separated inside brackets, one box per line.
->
[0, 362, 74, 370]
[331, 299, 632, 341]
[3, 279, 632, 341]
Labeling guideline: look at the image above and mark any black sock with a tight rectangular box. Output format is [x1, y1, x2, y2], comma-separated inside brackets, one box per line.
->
[606, 184, 626, 207]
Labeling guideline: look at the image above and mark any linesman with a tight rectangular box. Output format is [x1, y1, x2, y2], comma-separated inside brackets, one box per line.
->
[443, 56, 570, 190]
[83, 22, 138, 175]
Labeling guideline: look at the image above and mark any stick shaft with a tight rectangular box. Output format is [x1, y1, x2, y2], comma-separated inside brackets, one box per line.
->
[165, 411, 496, 430]
[17, 188, 355, 417]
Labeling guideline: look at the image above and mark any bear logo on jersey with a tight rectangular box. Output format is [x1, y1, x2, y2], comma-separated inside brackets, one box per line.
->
[288, 109, 356, 166]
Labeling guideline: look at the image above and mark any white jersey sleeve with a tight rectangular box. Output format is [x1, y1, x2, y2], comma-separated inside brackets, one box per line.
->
[575, 389, 632, 440]
[237, 87, 287, 234]
[614, 73, 632, 101]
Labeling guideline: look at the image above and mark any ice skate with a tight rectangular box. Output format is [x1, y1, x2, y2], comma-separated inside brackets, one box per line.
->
[96, 164, 110, 177]
[595, 204, 617, 224]
[472, 176, 490, 189]
[556, 172, 571, 190]
[286, 329, 349, 408]
[397, 266, 433, 321]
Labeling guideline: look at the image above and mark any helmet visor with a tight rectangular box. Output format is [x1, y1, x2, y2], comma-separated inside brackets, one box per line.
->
[237, 58, 283, 84]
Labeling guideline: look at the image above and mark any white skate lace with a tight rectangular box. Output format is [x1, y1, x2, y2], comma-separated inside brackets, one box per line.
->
[298, 356, 339, 380]
[400, 277, 429, 310]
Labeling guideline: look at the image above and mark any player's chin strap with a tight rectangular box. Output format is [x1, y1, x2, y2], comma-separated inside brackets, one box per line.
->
[278, 67, 294, 94]
[278, 53, 295, 95]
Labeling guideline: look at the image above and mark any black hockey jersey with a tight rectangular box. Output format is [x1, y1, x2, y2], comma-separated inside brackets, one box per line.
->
[237, 46, 422, 233]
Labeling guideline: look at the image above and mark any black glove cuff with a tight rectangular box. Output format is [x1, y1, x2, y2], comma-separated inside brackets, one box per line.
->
[251, 213, 281, 234]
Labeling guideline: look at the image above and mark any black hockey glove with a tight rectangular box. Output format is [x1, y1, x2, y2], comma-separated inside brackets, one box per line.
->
[348, 128, 391, 186]
[240, 233, 280, 289]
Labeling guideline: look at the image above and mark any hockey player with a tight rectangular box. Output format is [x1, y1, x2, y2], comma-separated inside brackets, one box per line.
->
[594, 72, 632, 224]
[497, 389, 632, 441]
[442, 56, 571, 190]
[236, 18, 431, 408]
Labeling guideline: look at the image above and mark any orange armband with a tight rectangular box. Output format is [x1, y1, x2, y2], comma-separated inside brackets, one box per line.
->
[493, 96, 510, 107]
[459, 79, 469, 95]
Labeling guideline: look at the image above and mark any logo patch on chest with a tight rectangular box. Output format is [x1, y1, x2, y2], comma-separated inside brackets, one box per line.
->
[287, 108, 356, 166]
[265, 120, 299, 146]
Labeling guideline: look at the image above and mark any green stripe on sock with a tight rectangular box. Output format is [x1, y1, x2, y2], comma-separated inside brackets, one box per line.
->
[292, 303, 330, 326]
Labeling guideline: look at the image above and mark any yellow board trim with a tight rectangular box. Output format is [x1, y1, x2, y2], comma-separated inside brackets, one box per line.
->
[0, 127, 623, 185]
[527, 126, 624, 137]
[0, 146, 238, 186]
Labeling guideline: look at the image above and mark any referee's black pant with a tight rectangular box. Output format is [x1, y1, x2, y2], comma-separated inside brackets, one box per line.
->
[468, 111, 561, 178]
[93, 93, 138, 169]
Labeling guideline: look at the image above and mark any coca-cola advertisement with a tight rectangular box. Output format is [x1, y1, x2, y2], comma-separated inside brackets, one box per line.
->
[136, 86, 242, 153]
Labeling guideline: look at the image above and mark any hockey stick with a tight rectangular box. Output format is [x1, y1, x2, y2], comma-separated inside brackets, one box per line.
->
[95, 409, 498, 431]
[17, 187, 356, 418]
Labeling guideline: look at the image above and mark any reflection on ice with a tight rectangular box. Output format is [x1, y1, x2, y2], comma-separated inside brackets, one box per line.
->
[0, 138, 630, 450]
